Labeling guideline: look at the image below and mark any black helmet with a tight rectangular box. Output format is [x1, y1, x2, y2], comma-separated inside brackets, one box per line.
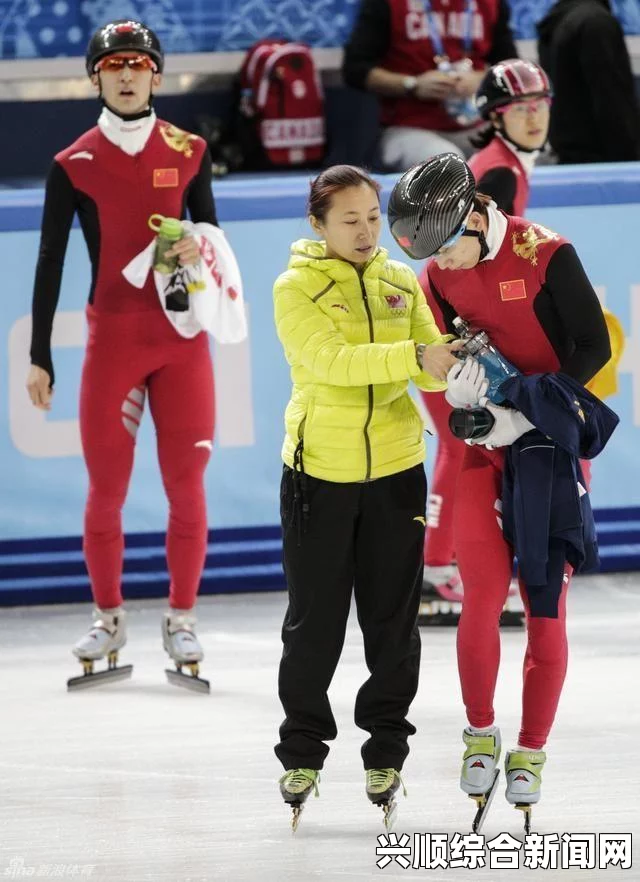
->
[475, 59, 552, 119]
[86, 20, 164, 76]
[388, 153, 476, 260]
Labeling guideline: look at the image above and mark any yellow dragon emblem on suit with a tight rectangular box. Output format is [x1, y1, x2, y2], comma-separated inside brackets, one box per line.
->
[159, 123, 197, 158]
[512, 223, 560, 266]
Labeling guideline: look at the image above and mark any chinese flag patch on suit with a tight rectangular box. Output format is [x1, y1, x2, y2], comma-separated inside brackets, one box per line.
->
[153, 168, 179, 188]
[500, 279, 527, 301]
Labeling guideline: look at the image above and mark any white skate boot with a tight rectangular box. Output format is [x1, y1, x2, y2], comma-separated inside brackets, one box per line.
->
[68, 607, 132, 690]
[505, 749, 546, 833]
[460, 726, 501, 832]
[162, 609, 209, 693]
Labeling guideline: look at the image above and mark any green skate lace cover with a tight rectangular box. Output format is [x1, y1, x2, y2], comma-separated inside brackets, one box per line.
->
[463, 731, 500, 762]
[366, 768, 407, 797]
[506, 750, 546, 780]
[279, 768, 320, 796]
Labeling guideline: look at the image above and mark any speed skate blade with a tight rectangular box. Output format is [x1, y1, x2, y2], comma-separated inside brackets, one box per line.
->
[383, 800, 398, 831]
[515, 803, 533, 834]
[418, 600, 461, 627]
[165, 667, 210, 694]
[67, 664, 133, 691]
[291, 804, 304, 833]
[471, 770, 500, 833]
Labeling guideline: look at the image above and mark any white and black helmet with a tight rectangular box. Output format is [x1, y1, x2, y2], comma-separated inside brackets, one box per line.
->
[388, 153, 476, 260]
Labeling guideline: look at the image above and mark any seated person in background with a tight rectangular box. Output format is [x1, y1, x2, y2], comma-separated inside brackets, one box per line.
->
[537, 0, 640, 163]
[342, 0, 517, 171]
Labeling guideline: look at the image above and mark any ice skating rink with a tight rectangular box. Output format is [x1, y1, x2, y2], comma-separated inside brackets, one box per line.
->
[0, 573, 638, 882]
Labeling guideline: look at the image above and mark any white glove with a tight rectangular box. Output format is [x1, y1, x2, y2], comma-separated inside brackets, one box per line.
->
[469, 397, 535, 449]
[445, 357, 489, 408]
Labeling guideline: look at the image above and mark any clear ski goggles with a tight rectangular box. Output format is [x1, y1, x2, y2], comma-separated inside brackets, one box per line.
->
[495, 96, 552, 117]
[96, 53, 157, 73]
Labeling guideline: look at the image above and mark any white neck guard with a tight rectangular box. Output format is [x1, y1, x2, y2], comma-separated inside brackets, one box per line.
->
[481, 201, 508, 262]
[497, 132, 539, 177]
[98, 106, 156, 156]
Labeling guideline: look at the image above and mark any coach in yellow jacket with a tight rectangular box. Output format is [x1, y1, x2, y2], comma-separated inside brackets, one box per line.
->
[273, 165, 461, 822]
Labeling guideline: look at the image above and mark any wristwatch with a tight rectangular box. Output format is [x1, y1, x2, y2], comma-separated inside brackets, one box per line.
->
[403, 75, 418, 95]
[415, 342, 426, 370]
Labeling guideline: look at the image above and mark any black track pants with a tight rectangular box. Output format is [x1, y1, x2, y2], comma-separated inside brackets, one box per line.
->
[274, 463, 427, 771]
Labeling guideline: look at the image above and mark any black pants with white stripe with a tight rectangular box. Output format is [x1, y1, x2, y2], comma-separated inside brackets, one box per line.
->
[274, 463, 426, 771]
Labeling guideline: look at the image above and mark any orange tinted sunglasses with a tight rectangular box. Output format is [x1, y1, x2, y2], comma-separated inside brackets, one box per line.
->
[96, 54, 156, 73]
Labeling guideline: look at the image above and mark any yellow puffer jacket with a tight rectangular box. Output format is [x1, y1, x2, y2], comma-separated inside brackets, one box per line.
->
[274, 239, 449, 482]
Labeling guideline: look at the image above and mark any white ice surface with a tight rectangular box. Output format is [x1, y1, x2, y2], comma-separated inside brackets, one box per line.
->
[0, 574, 638, 882]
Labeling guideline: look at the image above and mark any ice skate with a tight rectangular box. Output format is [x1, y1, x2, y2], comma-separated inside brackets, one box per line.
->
[366, 768, 406, 831]
[460, 727, 501, 832]
[162, 609, 209, 693]
[419, 563, 463, 626]
[505, 749, 546, 834]
[279, 768, 320, 832]
[68, 607, 132, 691]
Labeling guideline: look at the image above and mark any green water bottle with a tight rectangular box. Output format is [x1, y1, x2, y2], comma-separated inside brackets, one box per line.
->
[148, 214, 183, 274]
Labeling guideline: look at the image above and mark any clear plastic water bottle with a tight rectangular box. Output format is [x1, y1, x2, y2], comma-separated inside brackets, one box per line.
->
[438, 58, 479, 127]
[446, 95, 479, 127]
[453, 316, 520, 404]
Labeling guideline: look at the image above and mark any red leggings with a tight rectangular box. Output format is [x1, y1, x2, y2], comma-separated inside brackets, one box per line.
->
[421, 390, 466, 566]
[79, 307, 215, 611]
[454, 445, 571, 750]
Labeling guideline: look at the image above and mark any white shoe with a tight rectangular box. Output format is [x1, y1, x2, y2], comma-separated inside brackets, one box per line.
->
[162, 609, 204, 664]
[72, 607, 127, 660]
[460, 726, 502, 795]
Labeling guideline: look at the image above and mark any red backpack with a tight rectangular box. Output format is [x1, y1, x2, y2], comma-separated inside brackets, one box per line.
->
[237, 39, 326, 169]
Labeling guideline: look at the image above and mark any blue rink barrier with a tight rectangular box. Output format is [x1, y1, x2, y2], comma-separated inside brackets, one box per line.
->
[4, 164, 640, 231]
[0, 163, 639, 605]
[0, 509, 638, 607]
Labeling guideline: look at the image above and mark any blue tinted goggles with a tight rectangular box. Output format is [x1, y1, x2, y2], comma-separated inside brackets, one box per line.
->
[435, 223, 467, 255]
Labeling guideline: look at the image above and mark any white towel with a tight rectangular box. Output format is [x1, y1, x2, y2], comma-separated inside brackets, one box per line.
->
[122, 222, 247, 343]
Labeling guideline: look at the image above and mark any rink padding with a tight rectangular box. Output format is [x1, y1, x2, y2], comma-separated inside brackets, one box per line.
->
[0, 510, 637, 607]
[2, 164, 640, 231]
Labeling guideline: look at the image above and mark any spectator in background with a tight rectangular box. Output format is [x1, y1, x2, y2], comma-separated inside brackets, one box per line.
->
[537, 0, 640, 163]
[342, 0, 517, 171]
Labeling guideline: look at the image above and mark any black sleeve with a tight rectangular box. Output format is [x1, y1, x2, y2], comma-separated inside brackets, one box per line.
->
[185, 147, 219, 226]
[476, 167, 517, 214]
[427, 271, 458, 335]
[30, 161, 77, 386]
[580, 15, 640, 161]
[486, 0, 518, 64]
[342, 0, 391, 91]
[545, 244, 611, 384]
